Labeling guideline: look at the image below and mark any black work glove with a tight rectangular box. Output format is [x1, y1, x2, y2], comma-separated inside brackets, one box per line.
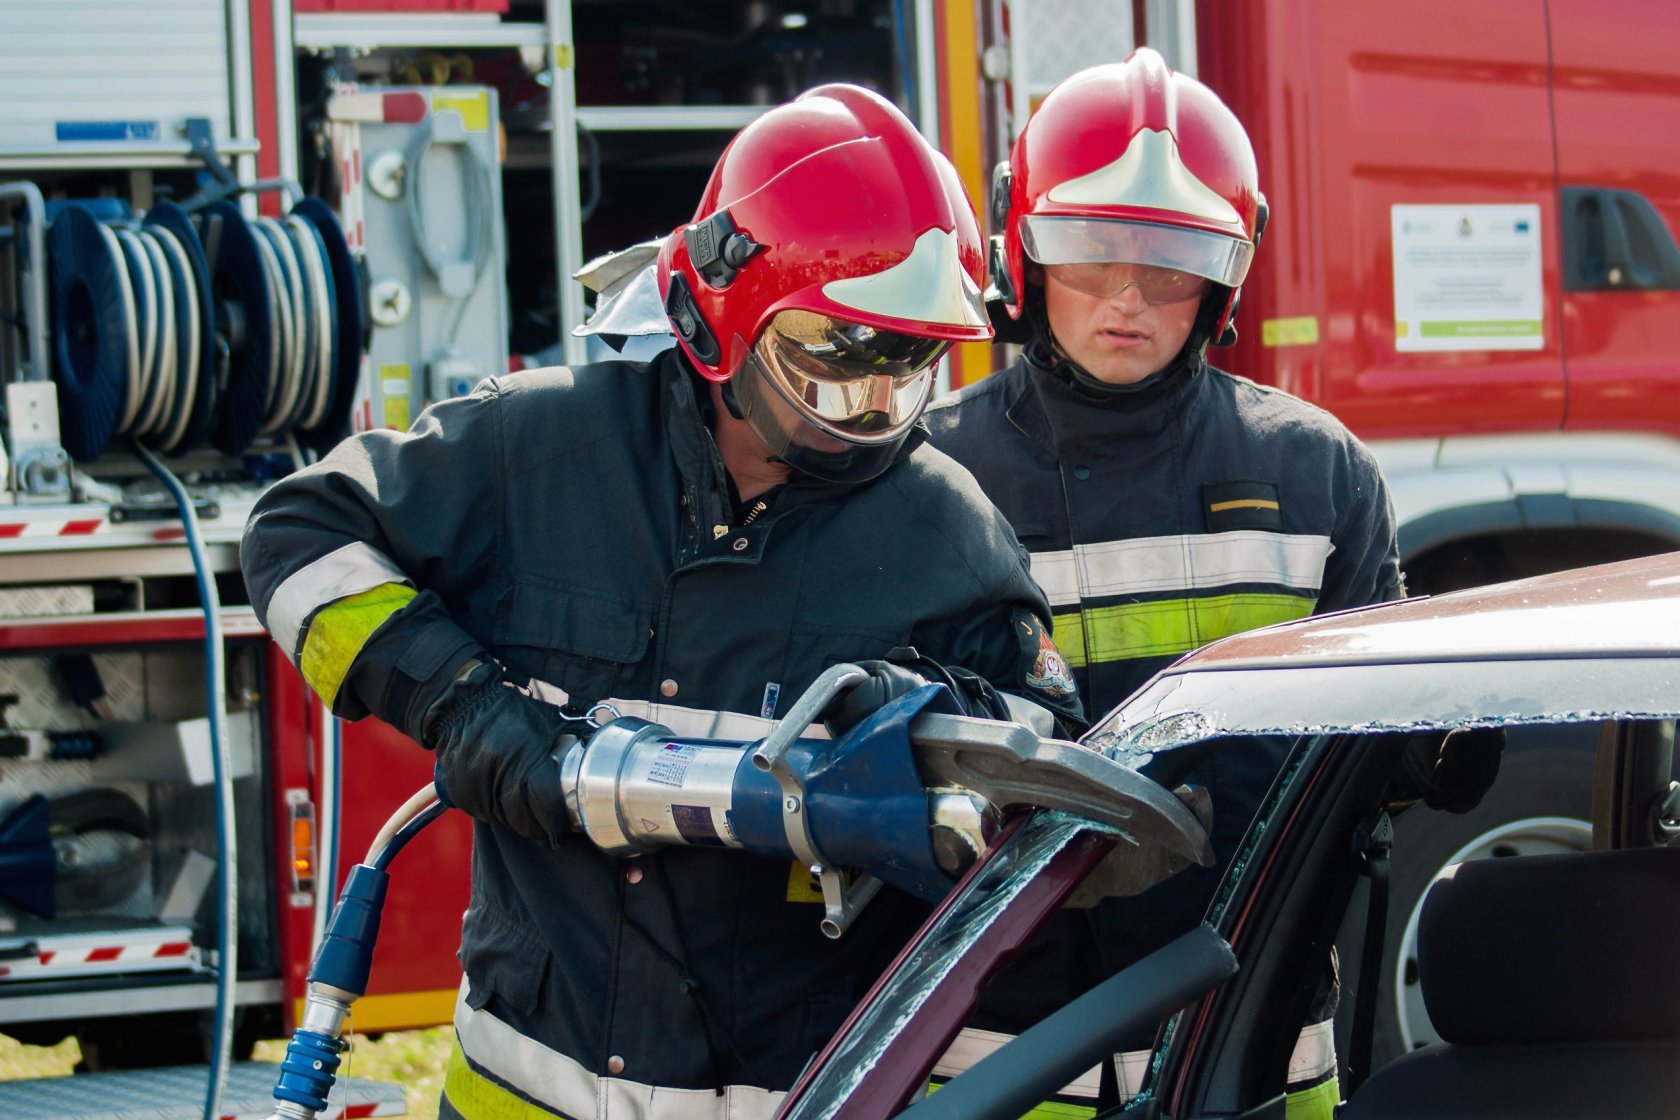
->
[1393, 727, 1505, 814]
[821, 659, 930, 737]
[422, 659, 592, 847]
[820, 648, 1014, 736]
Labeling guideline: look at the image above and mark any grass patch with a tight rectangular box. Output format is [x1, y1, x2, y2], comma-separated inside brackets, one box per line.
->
[0, 1032, 80, 1080]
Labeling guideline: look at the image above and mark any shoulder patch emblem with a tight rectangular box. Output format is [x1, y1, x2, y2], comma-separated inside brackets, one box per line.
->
[1020, 612, 1077, 699]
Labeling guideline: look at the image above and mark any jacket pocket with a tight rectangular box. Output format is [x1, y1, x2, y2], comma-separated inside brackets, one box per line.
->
[459, 907, 551, 1019]
[493, 583, 652, 702]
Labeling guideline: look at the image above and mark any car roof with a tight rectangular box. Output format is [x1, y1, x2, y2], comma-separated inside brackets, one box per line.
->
[1090, 553, 1680, 752]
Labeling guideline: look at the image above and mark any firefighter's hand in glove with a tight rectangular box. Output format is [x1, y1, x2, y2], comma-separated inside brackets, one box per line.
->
[821, 660, 932, 737]
[1392, 727, 1505, 814]
[422, 659, 591, 847]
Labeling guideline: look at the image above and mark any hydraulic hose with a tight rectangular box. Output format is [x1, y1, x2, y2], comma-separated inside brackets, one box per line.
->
[266, 785, 444, 1120]
[135, 442, 235, 1120]
[310, 704, 341, 955]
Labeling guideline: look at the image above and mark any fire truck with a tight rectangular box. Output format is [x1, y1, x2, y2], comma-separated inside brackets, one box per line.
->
[0, 0, 1675, 1115]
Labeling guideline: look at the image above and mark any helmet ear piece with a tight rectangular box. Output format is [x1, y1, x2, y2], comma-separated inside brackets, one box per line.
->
[1252, 196, 1270, 246]
[665, 272, 722, 368]
[989, 160, 1013, 230]
[985, 235, 1015, 307]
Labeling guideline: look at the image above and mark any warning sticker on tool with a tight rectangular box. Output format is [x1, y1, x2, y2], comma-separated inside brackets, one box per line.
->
[1392, 204, 1543, 352]
[671, 804, 731, 846]
[647, 743, 698, 788]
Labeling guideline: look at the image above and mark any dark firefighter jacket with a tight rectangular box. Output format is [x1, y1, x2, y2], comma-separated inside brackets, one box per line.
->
[923, 346, 1403, 1107]
[241, 349, 1076, 1116]
[925, 347, 1404, 723]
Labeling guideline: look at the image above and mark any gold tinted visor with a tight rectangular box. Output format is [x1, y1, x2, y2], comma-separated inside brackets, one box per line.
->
[753, 310, 944, 442]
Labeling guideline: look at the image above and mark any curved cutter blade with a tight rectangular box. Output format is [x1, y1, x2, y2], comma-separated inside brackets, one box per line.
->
[908, 712, 1216, 889]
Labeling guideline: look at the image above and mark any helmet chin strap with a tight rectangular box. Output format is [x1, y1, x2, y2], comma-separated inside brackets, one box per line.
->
[720, 376, 748, 421]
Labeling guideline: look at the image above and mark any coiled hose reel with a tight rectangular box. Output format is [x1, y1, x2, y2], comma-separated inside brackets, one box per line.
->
[43, 197, 365, 462]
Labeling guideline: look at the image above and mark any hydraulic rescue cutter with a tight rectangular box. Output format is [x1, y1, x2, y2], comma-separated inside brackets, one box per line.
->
[264, 663, 1214, 1120]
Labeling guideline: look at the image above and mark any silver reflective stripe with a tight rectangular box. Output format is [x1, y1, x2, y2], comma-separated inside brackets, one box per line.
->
[525, 681, 832, 742]
[453, 979, 784, 1120]
[932, 1026, 1100, 1100]
[1286, 1018, 1336, 1086]
[1112, 1017, 1336, 1104]
[264, 540, 411, 661]
[1029, 532, 1332, 608]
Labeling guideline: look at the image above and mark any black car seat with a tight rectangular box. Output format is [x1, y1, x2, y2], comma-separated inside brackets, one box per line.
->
[1340, 846, 1680, 1120]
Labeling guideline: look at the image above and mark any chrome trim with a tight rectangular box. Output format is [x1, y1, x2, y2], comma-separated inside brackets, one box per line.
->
[1046, 128, 1244, 232]
[822, 228, 987, 329]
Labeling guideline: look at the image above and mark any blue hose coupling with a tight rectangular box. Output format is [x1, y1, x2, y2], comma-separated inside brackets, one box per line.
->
[272, 1028, 346, 1111]
[308, 863, 389, 996]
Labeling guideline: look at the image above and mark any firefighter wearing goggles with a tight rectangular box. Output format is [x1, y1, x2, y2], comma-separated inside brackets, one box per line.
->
[244, 83, 1080, 1120]
[925, 48, 1404, 1120]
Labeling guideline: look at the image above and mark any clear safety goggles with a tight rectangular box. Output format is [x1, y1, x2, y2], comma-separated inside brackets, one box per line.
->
[1041, 260, 1214, 305]
[750, 309, 946, 443]
[1022, 215, 1254, 290]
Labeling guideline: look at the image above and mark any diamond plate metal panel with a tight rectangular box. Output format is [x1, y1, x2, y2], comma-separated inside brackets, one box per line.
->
[0, 1060, 406, 1119]
[1016, 0, 1136, 97]
[0, 586, 95, 619]
[0, 652, 146, 732]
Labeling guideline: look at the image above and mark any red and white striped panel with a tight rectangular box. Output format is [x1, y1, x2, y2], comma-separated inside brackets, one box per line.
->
[0, 926, 202, 981]
[0, 518, 106, 540]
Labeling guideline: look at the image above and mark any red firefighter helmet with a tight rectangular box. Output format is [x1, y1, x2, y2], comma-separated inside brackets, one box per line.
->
[996, 48, 1265, 342]
[656, 83, 991, 482]
[658, 83, 990, 380]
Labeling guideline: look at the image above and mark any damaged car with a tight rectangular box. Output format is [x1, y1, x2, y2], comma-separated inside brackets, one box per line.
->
[773, 552, 1680, 1120]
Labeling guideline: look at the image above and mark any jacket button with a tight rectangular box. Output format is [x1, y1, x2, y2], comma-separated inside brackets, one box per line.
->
[1073, 466, 1091, 480]
[660, 679, 679, 697]
[607, 1055, 626, 1075]
[625, 864, 644, 885]
[731, 537, 748, 552]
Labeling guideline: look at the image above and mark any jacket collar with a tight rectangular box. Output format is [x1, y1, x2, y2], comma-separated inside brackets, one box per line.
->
[1003, 339, 1208, 456]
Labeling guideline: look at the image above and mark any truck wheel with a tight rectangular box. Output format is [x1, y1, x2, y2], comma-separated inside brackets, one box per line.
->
[1370, 727, 1595, 1065]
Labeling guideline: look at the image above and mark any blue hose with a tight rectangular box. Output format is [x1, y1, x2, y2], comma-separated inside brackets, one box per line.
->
[135, 441, 235, 1120]
[267, 790, 445, 1119]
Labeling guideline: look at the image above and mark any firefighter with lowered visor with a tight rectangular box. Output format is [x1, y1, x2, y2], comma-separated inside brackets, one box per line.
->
[242, 84, 1081, 1120]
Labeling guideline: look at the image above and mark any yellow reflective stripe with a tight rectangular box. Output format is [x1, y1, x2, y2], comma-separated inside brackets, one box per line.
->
[1029, 533, 1331, 609]
[1019, 1102, 1097, 1120]
[1285, 1073, 1339, 1120]
[298, 583, 416, 705]
[1053, 592, 1315, 669]
[444, 1039, 574, 1120]
[927, 1080, 1096, 1120]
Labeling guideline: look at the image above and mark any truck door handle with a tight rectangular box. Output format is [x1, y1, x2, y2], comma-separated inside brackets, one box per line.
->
[1560, 186, 1680, 292]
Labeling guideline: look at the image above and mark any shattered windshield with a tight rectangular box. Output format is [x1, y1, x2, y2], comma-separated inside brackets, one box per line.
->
[1085, 655, 1680, 763]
